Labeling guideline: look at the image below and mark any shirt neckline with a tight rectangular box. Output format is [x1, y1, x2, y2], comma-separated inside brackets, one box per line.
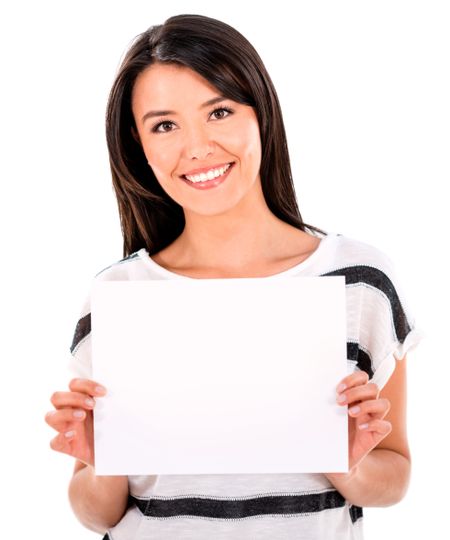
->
[137, 231, 337, 280]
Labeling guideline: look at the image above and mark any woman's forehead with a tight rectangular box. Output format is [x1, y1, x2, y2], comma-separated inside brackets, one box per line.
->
[136, 63, 214, 90]
[132, 64, 223, 108]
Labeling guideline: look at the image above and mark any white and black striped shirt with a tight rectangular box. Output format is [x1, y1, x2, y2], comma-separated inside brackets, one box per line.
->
[69, 231, 423, 540]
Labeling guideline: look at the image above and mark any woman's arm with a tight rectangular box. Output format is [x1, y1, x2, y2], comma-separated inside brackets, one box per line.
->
[68, 459, 129, 533]
[325, 355, 411, 507]
[328, 447, 410, 507]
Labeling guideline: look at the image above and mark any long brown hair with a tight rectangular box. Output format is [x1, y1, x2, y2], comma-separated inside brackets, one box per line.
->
[105, 13, 327, 258]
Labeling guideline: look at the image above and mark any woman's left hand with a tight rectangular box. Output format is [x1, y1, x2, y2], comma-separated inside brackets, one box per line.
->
[325, 371, 392, 482]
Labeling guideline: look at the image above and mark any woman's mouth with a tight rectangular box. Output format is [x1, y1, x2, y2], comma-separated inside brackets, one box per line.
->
[181, 162, 235, 190]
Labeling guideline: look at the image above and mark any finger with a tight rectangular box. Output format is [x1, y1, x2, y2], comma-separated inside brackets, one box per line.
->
[358, 419, 392, 436]
[50, 391, 97, 411]
[68, 378, 107, 397]
[337, 382, 380, 406]
[348, 398, 391, 420]
[45, 408, 87, 430]
[336, 371, 369, 393]
[49, 430, 77, 454]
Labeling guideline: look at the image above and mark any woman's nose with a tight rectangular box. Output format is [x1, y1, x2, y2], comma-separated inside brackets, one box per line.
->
[183, 125, 215, 160]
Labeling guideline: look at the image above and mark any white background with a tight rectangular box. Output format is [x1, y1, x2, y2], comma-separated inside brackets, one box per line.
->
[1, 0, 447, 538]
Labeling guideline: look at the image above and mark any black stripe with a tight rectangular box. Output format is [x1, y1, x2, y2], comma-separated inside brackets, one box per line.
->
[323, 265, 412, 342]
[130, 490, 346, 519]
[349, 504, 363, 523]
[70, 313, 91, 354]
[347, 342, 374, 379]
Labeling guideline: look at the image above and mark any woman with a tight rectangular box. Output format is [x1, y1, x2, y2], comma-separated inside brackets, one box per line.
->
[46, 14, 423, 539]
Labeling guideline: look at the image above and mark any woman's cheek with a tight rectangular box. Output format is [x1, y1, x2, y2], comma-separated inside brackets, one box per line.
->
[145, 145, 176, 178]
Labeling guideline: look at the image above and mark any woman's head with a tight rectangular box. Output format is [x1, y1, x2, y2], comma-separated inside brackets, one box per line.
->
[131, 62, 263, 220]
[106, 13, 325, 256]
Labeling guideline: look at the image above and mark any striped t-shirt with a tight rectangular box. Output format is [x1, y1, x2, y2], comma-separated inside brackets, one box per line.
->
[68, 231, 423, 540]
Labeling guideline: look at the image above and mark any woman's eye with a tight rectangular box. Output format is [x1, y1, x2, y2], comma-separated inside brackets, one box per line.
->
[151, 107, 233, 134]
[152, 121, 174, 133]
[211, 106, 233, 120]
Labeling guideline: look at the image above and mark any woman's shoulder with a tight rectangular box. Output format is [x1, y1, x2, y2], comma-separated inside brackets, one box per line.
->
[331, 232, 396, 274]
[93, 249, 145, 281]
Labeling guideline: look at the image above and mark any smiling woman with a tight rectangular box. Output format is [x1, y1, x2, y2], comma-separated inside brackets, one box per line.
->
[105, 14, 327, 265]
[45, 12, 424, 540]
[130, 63, 265, 215]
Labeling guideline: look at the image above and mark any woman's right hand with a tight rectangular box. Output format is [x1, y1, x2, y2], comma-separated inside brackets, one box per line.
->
[45, 378, 107, 467]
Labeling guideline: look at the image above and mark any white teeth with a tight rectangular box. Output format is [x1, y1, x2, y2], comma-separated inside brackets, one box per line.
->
[185, 163, 232, 183]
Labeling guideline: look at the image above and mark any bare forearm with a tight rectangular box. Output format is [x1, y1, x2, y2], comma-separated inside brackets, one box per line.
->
[68, 464, 129, 533]
[326, 449, 411, 507]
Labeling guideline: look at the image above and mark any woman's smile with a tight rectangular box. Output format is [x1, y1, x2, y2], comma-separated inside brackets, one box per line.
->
[181, 162, 235, 190]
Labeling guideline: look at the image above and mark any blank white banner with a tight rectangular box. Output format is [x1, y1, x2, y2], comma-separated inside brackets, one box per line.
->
[91, 276, 348, 475]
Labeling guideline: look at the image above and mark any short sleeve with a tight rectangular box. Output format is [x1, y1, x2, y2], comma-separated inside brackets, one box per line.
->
[68, 281, 94, 380]
[358, 249, 425, 390]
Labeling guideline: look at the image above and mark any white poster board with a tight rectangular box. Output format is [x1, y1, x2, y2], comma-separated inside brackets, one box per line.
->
[91, 276, 348, 475]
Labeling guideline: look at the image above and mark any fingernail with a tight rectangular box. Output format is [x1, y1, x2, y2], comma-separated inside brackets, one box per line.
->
[359, 423, 369, 430]
[85, 398, 95, 407]
[73, 410, 85, 419]
[95, 385, 107, 395]
[46, 411, 57, 418]
[337, 394, 347, 403]
[337, 383, 347, 393]
[65, 430, 75, 438]
[349, 406, 360, 415]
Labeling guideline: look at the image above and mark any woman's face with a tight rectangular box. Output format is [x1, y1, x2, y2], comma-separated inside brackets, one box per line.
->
[131, 63, 262, 217]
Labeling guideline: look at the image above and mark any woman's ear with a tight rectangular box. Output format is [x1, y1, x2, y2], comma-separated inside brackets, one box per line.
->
[131, 126, 141, 145]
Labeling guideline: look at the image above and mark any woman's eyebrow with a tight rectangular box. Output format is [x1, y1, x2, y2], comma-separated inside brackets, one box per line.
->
[141, 95, 227, 124]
